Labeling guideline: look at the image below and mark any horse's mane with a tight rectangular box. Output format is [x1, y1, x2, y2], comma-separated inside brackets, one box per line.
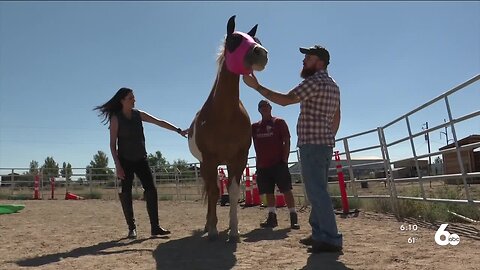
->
[216, 39, 226, 74]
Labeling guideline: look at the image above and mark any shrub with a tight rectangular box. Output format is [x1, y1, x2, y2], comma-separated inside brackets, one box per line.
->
[159, 195, 173, 201]
[82, 190, 102, 199]
[6, 194, 33, 200]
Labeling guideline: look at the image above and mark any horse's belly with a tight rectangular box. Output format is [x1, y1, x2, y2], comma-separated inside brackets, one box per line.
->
[189, 112, 251, 163]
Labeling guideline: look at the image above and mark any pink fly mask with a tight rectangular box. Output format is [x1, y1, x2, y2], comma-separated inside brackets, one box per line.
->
[223, 17, 268, 75]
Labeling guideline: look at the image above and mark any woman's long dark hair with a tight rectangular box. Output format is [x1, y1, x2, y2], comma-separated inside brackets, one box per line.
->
[94, 87, 133, 125]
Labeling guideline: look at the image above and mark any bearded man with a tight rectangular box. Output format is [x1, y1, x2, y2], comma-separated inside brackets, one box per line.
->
[243, 45, 343, 253]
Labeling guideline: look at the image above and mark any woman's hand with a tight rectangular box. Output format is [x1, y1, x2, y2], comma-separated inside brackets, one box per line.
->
[116, 165, 125, 180]
[176, 127, 189, 138]
[180, 128, 189, 138]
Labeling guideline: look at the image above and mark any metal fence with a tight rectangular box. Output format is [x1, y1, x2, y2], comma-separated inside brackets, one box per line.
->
[332, 74, 480, 217]
[0, 157, 306, 203]
[1, 74, 479, 217]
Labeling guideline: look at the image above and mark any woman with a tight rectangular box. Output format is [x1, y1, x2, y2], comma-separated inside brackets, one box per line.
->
[95, 87, 187, 239]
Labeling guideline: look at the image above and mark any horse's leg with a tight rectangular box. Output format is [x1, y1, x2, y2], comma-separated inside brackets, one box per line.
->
[226, 156, 247, 243]
[202, 161, 219, 240]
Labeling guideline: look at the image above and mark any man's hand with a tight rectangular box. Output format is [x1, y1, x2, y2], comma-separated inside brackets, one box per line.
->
[243, 73, 260, 90]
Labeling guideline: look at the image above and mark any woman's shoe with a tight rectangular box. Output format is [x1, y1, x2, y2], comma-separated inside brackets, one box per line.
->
[151, 226, 171, 236]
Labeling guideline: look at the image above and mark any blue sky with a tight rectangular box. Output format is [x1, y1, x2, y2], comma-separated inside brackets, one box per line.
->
[1, 1, 479, 170]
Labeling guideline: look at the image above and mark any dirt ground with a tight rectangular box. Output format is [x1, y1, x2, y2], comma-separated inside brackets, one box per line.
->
[1, 200, 479, 270]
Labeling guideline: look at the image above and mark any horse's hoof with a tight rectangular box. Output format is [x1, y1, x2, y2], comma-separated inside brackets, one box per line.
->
[227, 234, 241, 243]
[208, 233, 219, 241]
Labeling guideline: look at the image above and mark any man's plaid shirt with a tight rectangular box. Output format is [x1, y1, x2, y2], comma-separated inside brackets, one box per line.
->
[291, 70, 340, 147]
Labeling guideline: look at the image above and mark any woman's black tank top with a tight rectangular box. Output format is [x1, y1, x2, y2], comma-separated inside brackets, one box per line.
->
[116, 109, 147, 161]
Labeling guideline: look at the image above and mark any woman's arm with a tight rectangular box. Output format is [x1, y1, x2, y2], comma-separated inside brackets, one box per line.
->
[139, 111, 187, 137]
[109, 115, 125, 179]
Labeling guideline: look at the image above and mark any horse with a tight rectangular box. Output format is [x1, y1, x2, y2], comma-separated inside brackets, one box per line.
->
[188, 15, 268, 242]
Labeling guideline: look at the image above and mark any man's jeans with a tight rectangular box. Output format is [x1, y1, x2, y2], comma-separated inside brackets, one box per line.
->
[299, 144, 343, 247]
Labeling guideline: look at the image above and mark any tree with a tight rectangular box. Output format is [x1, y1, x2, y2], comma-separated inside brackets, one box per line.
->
[86, 151, 114, 181]
[67, 163, 72, 180]
[172, 158, 189, 171]
[61, 162, 73, 180]
[29, 160, 39, 175]
[148, 151, 169, 170]
[17, 160, 39, 187]
[172, 158, 194, 180]
[42, 157, 59, 178]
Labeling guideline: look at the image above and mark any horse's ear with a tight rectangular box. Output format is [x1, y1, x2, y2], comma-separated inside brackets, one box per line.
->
[247, 24, 258, 37]
[227, 15, 236, 36]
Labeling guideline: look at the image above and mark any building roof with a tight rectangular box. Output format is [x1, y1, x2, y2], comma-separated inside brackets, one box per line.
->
[438, 134, 480, 150]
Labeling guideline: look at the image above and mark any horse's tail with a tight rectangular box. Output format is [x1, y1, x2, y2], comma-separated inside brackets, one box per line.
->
[202, 181, 208, 205]
[201, 175, 220, 205]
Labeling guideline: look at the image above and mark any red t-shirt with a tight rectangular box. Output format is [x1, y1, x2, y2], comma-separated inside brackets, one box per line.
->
[252, 117, 290, 168]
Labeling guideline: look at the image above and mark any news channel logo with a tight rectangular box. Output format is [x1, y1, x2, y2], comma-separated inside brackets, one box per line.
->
[435, 224, 460, 246]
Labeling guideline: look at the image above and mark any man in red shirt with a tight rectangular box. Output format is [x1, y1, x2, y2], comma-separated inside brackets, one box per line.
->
[252, 99, 300, 230]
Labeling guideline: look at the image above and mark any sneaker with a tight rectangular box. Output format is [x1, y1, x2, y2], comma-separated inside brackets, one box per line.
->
[151, 226, 171, 236]
[299, 235, 314, 246]
[260, 212, 278, 228]
[308, 241, 343, 253]
[127, 228, 137, 239]
[290, 212, 300, 230]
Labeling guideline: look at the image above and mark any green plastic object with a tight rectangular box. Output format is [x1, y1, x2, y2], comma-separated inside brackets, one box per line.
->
[0, 204, 25, 215]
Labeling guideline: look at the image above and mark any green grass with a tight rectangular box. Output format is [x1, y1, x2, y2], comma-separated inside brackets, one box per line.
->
[329, 185, 361, 211]
[356, 185, 480, 223]
[159, 195, 174, 201]
[80, 190, 103, 199]
[0, 194, 33, 200]
[2, 181, 478, 223]
[325, 180, 480, 223]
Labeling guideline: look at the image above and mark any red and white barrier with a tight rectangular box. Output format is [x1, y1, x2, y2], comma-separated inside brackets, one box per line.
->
[334, 151, 350, 214]
[244, 165, 260, 206]
[33, 174, 41, 200]
[218, 168, 229, 206]
[252, 174, 261, 206]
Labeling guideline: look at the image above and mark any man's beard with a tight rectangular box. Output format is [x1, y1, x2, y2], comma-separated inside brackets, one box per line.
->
[301, 66, 317, 79]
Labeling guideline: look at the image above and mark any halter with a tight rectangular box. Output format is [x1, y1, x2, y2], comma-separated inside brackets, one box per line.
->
[225, 31, 256, 75]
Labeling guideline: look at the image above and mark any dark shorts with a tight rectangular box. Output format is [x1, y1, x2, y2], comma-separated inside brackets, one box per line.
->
[256, 161, 292, 194]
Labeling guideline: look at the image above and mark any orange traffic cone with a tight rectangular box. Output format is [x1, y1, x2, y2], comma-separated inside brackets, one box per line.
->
[244, 165, 255, 207]
[244, 176, 252, 206]
[65, 191, 83, 200]
[33, 174, 41, 200]
[275, 189, 286, 208]
[252, 174, 261, 206]
[218, 168, 229, 206]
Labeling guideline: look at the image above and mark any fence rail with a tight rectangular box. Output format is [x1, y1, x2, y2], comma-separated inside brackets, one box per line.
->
[332, 74, 480, 217]
[1, 75, 479, 218]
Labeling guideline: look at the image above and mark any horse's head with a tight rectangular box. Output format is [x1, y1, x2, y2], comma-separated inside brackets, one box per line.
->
[224, 15, 268, 75]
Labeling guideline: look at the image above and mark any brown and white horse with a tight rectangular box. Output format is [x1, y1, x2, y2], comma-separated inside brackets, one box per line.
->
[188, 15, 268, 242]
